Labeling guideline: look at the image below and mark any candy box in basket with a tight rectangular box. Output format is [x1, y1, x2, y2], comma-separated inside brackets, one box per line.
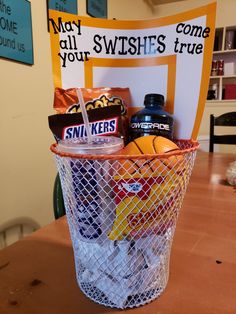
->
[109, 135, 187, 241]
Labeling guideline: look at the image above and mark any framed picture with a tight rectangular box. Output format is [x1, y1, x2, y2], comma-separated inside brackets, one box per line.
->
[47, 0, 77, 14]
[47, 0, 78, 31]
[0, 0, 34, 65]
[86, 0, 107, 18]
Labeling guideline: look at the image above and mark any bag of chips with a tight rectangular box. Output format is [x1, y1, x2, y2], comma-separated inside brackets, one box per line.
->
[52, 87, 131, 143]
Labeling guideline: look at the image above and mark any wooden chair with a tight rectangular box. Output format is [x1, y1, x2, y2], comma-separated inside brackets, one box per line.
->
[209, 112, 236, 152]
[0, 218, 40, 249]
[53, 173, 66, 219]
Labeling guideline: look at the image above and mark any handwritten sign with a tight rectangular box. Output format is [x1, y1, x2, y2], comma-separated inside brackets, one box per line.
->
[49, 3, 216, 139]
[86, 0, 107, 18]
[0, 0, 33, 65]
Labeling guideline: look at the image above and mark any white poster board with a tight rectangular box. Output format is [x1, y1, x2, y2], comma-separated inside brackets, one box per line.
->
[49, 3, 216, 139]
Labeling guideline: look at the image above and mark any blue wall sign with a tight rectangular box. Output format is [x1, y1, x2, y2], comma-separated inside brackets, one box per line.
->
[0, 0, 34, 65]
[87, 0, 107, 18]
[48, 0, 78, 14]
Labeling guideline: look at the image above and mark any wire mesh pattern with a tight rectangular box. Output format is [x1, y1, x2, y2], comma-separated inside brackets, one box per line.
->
[51, 140, 198, 309]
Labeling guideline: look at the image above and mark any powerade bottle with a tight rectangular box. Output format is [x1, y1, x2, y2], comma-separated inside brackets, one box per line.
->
[129, 93, 174, 141]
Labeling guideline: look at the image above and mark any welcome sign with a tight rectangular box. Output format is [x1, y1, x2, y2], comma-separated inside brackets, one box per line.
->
[49, 3, 216, 139]
[0, 0, 33, 64]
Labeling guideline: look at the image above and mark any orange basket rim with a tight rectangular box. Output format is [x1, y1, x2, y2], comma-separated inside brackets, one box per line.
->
[50, 139, 199, 160]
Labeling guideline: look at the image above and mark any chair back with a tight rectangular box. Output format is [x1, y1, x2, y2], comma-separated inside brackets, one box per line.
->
[0, 218, 40, 249]
[53, 173, 66, 219]
[209, 112, 236, 152]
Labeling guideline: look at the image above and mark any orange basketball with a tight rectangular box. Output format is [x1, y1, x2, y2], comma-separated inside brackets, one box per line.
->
[117, 135, 184, 177]
[151, 136, 184, 172]
[116, 139, 152, 177]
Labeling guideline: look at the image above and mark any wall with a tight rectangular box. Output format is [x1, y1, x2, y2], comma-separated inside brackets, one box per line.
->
[108, 0, 153, 19]
[0, 0, 88, 230]
[1, 0, 54, 229]
[152, 0, 235, 26]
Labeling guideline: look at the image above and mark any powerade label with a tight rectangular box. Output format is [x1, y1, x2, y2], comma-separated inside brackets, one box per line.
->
[63, 117, 118, 139]
[129, 103, 174, 140]
[130, 122, 170, 130]
[130, 118, 173, 140]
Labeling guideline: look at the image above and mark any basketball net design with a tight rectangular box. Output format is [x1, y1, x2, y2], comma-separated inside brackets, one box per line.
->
[51, 139, 198, 309]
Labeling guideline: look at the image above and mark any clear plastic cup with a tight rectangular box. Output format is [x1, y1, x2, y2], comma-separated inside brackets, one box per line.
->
[57, 136, 124, 155]
[55, 136, 124, 243]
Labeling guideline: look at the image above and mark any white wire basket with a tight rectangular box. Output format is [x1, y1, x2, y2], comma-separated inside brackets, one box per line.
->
[51, 139, 199, 309]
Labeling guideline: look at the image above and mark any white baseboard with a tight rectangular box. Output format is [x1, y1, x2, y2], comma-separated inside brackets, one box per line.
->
[197, 135, 209, 152]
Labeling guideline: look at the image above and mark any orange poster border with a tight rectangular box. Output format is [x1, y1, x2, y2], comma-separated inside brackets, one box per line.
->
[49, 2, 217, 139]
[191, 3, 216, 139]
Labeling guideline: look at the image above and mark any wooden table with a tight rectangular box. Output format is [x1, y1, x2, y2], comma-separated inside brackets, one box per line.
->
[0, 152, 235, 314]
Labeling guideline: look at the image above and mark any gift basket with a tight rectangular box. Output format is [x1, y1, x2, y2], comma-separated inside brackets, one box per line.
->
[50, 134, 198, 309]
